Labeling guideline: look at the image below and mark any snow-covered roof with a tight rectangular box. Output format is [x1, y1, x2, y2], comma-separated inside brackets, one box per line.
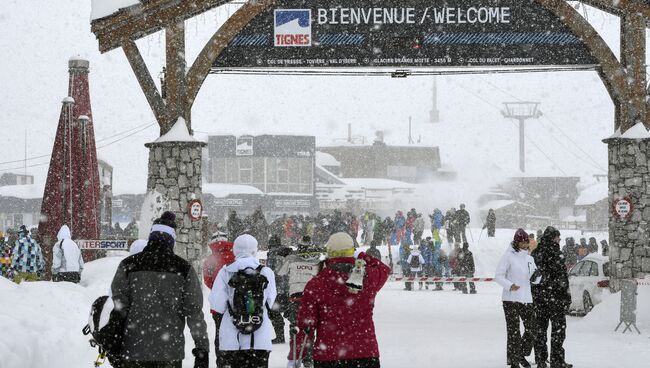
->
[316, 151, 341, 167]
[608, 123, 650, 139]
[342, 178, 416, 190]
[154, 118, 198, 143]
[479, 199, 515, 211]
[562, 214, 587, 223]
[202, 183, 263, 198]
[91, 0, 140, 20]
[0, 183, 44, 200]
[575, 181, 608, 206]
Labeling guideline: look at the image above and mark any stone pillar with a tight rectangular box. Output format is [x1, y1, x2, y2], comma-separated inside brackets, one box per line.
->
[144, 140, 206, 270]
[604, 136, 650, 287]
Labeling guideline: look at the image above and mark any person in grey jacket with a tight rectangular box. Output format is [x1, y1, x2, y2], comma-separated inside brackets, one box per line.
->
[110, 211, 209, 368]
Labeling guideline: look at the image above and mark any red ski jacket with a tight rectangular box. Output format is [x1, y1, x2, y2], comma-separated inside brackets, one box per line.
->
[296, 252, 390, 362]
[202, 240, 235, 289]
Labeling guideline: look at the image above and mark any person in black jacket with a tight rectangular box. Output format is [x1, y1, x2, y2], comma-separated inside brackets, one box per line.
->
[110, 211, 209, 368]
[483, 209, 496, 237]
[531, 227, 573, 368]
[366, 240, 382, 261]
[266, 234, 293, 344]
[458, 242, 476, 294]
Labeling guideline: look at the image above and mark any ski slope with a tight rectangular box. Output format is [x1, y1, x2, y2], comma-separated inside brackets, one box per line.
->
[1, 228, 648, 368]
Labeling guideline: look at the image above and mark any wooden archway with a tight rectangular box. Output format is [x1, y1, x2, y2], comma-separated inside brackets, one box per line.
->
[91, 0, 650, 133]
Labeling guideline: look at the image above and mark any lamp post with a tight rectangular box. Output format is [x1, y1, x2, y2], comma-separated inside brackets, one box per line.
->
[502, 102, 542, 173]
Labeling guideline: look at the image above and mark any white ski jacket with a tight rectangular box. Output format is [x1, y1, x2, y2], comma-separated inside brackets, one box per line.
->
[209, 256, 277, 351]
[407, 250, 426, 273]
[52, 225, 83, 274]
[495, 246, 541, 303]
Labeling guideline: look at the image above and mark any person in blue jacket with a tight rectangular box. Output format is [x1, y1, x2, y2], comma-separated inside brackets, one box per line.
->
[419, 239, 433, 289]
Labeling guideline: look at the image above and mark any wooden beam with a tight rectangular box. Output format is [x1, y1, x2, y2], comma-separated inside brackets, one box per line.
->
[92, 0, 231, 53]
[538, 0, 632, 131]
[186, 0, 272, 109]
[621, 14, 648, 128]
[576, 0, 650, 27]
[122, 40, 170, 134]
[165, 21, 189, 134]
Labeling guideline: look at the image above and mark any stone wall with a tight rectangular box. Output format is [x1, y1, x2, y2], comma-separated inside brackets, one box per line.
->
[145, 141, 206, 269]
[605, 137, 650, 282]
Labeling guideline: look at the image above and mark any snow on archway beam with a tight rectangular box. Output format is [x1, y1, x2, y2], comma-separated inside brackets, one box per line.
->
[209, 64, 599, 77]
[91, 0, 235, 53]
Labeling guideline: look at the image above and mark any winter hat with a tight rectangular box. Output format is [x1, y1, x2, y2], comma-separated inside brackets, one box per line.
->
[513, 228, 529, 244]
[149, 211, 177, 249]
[210, 231, 228, 242]
[233, 234, 258, 259]
[129, 239, 148, 255]
[542, 226, 561, 241]
[325, 232, 355, 258]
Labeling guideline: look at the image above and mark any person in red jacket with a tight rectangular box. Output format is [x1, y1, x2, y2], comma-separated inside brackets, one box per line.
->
[293, 232, 390, 368]
[202, 231, 235, 363]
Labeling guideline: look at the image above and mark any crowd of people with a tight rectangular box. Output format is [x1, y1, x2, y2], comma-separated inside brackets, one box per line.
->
[0, 224, 84, 284]
[98, 211, 390, 368]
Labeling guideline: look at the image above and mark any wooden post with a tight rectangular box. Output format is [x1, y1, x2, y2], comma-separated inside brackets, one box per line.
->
[621, 14, 648, 129]
[165, 21, 190, 134]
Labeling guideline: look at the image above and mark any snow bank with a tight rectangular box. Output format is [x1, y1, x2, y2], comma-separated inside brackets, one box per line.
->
[315, 151, 341, 167]
[154, 118, 198, 143]
[608, 123, 650, 139]
[91, 0, 140, 20]
[202, 183, 263, 198]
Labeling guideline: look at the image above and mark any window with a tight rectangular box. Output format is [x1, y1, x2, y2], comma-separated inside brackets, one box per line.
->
[588, 261, 599, 276]
[569, 262, 584, 276]
[239, 157, 252, 184]
[262, 157, 313, 194]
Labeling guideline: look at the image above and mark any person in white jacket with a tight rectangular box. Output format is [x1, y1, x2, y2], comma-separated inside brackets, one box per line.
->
[209, 234, 277, 368]
[51, 225, 83, 283]
[406, 248, 426, 291]
[495, 229, 542, 368]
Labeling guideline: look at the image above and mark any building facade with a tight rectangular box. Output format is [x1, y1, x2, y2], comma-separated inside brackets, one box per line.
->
[318, 140, 441, 183]
[206, 135, 318, 217]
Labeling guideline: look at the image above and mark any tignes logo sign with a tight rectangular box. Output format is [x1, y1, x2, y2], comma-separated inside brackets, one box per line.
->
[274, 9, 312, 47]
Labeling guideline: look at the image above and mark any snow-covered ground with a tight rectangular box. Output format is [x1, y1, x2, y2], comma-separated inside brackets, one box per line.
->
[2, 228, 648, 368]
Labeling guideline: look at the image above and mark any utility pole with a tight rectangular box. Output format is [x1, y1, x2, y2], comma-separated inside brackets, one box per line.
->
[501, 102, 542, 173]
[408, 116, 414, 144]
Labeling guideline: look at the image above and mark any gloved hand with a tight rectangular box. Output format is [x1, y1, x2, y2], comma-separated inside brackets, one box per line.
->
[192, 348, 209, 368]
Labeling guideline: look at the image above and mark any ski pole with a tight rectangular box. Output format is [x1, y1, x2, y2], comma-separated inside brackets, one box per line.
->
[291, 327, 298, 366]
[297, 328, 313, 364]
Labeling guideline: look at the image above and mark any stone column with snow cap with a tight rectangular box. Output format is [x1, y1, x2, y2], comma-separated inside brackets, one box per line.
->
[603, 123, 650, 287]
[145, 118, 206, 269]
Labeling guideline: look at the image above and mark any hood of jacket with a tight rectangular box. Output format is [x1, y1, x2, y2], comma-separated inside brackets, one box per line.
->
[57, 225, 71, 241]
[209, 240, 234, 253]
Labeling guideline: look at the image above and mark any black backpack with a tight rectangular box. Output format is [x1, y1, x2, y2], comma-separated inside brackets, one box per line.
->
[410, 254, 421, 268]
[227, 265, 269, 342]
[82, 296, 124, 365]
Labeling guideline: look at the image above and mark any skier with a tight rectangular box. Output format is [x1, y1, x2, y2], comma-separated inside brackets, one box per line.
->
[11, 225, 44, 283]
[561, 237, 578, 270]
[587, 237, 598, 254]
[449, 242, 462, 291]
[444, 209, 456, 245]
[366, 240, 382, 261]
[495, 229, 541, 368]
[419, 239, 433, 289]
[413, 213, 425, 245]
[457, 242, 476, 294]
[51, 224, 84, 283]
[430, 235, 444, 291]
[209, 234, 276, 368]
[456, 204, 471, 243]
[483, 209, 496, 237]
[202, 231, 235, 363]
[429, 208, 444, 235]
[110, 211, 209, 368]
[406, 245, 426, 290]
[266, 234, 293, 344]
[0, 231, 14, 280]
[600, 239, 609, 256]
[294, 232, 390, 368]
[405, 209, 416, 245]
[531, 227, 573, 368]
[276, 235, 324, 368]
[577, 238, 589, 261]
[392, 211, 406, 246]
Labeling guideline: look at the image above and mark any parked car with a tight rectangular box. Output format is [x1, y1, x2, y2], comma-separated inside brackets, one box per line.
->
[568, 254, 610, 315]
